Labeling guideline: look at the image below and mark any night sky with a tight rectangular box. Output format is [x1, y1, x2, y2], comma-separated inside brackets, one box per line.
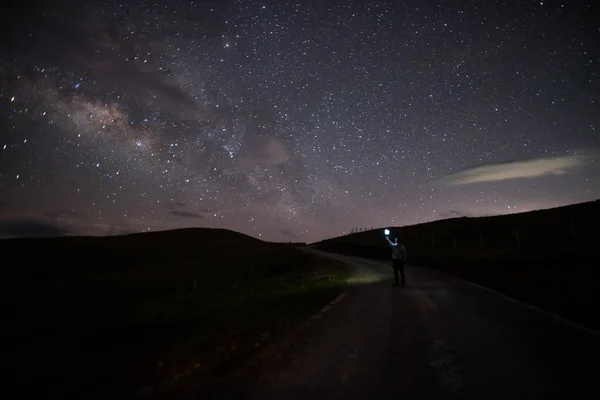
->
[1, 0, 599, 243]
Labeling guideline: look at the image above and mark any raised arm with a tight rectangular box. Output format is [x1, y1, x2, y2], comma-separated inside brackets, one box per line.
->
[385, 235, 396, 247]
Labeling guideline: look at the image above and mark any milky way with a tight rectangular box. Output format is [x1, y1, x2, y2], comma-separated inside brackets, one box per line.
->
[1, 0, 599, 242]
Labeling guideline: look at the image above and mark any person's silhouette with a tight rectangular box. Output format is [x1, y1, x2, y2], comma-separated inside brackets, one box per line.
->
[385, 234, 407, 287]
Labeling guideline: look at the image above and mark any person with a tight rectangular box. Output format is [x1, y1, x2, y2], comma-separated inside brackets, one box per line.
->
[385, 234, 407, 287]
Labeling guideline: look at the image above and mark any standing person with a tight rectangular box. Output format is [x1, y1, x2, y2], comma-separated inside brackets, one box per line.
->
[385, 231, 407, 287]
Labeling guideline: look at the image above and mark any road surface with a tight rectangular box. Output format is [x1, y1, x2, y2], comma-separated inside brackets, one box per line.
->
[217, 249, 600, 399]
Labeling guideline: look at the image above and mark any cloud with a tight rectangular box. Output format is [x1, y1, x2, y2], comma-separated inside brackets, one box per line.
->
[438, 209, 471, 219]
[44, 208, 79, 219]
[437, 209, 499, 219]
[242, 135, 289, 166]
[0, 1, 211, 121]
[169, 211, 205, 219]
[166, 201, 188, 210]
[103, 224, 137, 236]
[0, 217, 71, 238]
[166, 202, 210, 220]
[278, 229, 300, 241]
[431, 153, 592, 186]
[259, 136, 289, 165]
[166, 202, 210, 213]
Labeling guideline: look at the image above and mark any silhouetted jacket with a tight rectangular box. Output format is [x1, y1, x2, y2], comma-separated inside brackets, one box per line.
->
[386, 236, 407, 261]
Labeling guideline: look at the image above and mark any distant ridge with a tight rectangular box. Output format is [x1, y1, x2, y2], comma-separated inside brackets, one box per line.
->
[313, 199, 600, 247]
[119, 227, 264, 244]
[0, 227, 264, 244]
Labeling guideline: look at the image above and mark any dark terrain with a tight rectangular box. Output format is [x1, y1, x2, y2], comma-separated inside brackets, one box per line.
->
[314, 199, 600, 332]
[218, 250, 600, 399]
[2, 200, 599, 399]
[0, 228, 348, 399]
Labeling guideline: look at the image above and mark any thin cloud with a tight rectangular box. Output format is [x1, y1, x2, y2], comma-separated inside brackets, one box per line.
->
[439, 209, 471, 219]
[278, 229, 300, 241]
[169, 211, 205, 219]
[165, 202, 210, 220]
[242, 134, 289, 166]
[0, 217, 71, 239]
[431, 153, 592, 186]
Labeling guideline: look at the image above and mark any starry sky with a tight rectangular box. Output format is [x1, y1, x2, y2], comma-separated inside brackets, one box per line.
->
[1, 0, 599, 243]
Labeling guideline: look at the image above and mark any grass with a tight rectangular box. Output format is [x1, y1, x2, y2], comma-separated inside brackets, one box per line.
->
[140, 267, 346, 399]
[0, 230, 348, 399]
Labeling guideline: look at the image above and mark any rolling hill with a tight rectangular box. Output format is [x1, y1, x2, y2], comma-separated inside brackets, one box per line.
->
[0, 227, 345, 399]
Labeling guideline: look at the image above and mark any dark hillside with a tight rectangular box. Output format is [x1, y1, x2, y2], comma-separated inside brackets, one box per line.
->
[1, 228, 263, 283]
[0, 228, 346, 399]
[314, 200, 600, 331]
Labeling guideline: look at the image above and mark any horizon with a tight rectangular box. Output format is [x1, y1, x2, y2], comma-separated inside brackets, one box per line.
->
[2, 198, 597, 243]
[1, 0, 599, 243]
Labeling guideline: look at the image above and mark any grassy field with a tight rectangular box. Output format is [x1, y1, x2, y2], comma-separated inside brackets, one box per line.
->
[0, 229, 348, 399]
[314, 200, 600, 332]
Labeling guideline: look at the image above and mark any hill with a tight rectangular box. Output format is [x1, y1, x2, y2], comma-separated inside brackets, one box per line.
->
[0, 227, 263, 284]
[314, 199, 600, 252]
[313, 199, 600, 331]
[0, 228, 347, 399]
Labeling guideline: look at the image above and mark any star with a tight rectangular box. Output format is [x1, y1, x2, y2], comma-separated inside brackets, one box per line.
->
[0, 0, 597, 242]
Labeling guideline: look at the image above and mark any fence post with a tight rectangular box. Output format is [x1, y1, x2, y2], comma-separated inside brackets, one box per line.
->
[515, 229, 521, 248]
[570, 219, 578, 245]
[452, 234, 456, 249]
[416, 235, 419, 246]
[479, 233, 484, 249]
[431, 234, 436, 248]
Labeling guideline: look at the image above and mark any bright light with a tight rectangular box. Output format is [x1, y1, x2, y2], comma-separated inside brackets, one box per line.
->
[384, 229, 390, 236]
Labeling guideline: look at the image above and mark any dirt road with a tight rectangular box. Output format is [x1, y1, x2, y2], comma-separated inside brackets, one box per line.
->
[215, 249, 600, 399]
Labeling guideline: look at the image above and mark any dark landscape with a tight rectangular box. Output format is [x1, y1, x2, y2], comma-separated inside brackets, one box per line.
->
[0, 229, 348, 398]
[315, 200, 600, 331]
[2, 0, 600, 398]
[3, 200, 600, 398]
